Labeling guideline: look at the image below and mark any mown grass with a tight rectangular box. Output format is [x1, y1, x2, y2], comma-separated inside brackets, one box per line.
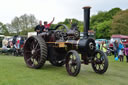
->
[0, 54, 128, 85]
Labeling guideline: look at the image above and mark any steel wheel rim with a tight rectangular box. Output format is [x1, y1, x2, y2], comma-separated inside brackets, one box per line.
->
[66, 51, 80, 76]
[93, 52, 105, 71]
[24, 37, 41, 67]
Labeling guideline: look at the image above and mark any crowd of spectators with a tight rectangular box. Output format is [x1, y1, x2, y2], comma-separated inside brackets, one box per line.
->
[1, 36, 26, 56]
[96, 40, 128, 62]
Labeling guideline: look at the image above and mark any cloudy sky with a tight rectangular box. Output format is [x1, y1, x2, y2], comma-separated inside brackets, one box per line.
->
[0, 0, 128, 24]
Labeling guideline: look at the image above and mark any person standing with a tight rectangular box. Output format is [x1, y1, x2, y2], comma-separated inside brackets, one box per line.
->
[96, 41, 100, 50]
[35, 20, 44, 35]
[124, 45, 128, 62]
[118, 41, 124, 62]
[44, 17, 55, 30]
[100, 41, 107, 53]
[12, 35, 18, 45]
[102, 41, 107, 54]
[113, 40, 118, 58]
[100, 41, 103, 51]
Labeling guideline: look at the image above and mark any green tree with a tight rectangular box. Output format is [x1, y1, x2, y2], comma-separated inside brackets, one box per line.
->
[111, 9, 128, 35]
[107, 8, 122, 20]
[0, 22, 9, 35]
[11, 17, 21, 34]
[96, 20, 112, 39]
[90, 7, 122, 38]
[7, 14, 38, 35]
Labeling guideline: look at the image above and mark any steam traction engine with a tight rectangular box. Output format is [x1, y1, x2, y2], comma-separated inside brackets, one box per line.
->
[23, 7, 108, 76]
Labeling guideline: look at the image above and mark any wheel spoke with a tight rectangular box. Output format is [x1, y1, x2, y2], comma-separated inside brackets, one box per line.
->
[98, 64, 101, 70]
[27, 57, 32, 62]
[36, 49, 40, 52]
[94, 63, 97, 67]
[69, 64, 73, 72]
[72, 66, 76, 71]
[30, 41, 34, 49]
[33, 39, 37, 48]
[34, 42, 39, 50]
[32, 49, 40, 57]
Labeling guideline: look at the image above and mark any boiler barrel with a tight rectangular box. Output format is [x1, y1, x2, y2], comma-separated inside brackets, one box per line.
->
[78, 38, 95, 54]
[66, 38, 96, 56]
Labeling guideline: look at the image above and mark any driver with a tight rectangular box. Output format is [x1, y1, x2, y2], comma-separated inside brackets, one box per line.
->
[44, 17, 55, 31]
[35, 20, 45, 35]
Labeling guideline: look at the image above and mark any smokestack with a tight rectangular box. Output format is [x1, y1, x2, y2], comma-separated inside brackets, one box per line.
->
[83, 6, 91, 38]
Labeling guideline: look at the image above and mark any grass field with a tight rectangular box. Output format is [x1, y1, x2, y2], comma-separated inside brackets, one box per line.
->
[0, 54, 128, 85]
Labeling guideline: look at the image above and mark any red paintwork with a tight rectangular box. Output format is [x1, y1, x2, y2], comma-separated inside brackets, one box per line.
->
[112, 35, 128, 39]
[109, 34, 128, 48]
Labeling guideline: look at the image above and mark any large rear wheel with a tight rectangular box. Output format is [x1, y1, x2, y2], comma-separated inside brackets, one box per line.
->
[24, 36, 47, 69]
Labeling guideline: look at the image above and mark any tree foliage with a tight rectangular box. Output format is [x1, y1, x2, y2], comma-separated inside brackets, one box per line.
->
[111, 9, 128, 35]
[90, 7, 122, 39]
[0, 22, 9, 35]
[96, 20, 112, 38]
[7, 14, 37, 35]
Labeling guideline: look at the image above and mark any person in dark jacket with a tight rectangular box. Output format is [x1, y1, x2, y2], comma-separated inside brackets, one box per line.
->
[12, 35, 18, 45]
[35, 20, 45, 35]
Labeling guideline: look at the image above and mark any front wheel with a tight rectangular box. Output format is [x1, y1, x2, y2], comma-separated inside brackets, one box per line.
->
[65, 50, 81, 76]
[91, 50, 108, 74]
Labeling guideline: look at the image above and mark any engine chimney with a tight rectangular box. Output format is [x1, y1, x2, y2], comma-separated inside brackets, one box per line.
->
[83, 6, 91, 38]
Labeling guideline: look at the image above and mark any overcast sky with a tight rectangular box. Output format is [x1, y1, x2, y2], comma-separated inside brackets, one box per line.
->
[0, 0, 128, 24]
